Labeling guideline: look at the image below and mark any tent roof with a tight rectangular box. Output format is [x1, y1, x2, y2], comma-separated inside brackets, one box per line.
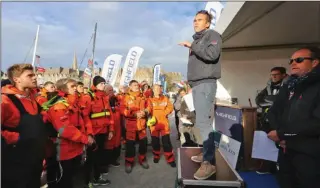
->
[220, 1, 320, 60]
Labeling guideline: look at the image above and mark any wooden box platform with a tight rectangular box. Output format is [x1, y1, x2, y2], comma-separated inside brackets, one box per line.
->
[177, 147, 244, 188]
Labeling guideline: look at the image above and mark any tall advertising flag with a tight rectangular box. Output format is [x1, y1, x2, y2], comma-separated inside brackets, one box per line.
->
[119, 46, 144, 86]
[163, 81, 167, 94]
[153, 64, 161, 85]
[101, 54, 123, 86]
[160, 74, 166, 94]
[205, 2, 225, 29]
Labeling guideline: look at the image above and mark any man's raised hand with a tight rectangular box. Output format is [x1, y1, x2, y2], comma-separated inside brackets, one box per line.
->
[178, 41, 191, 48]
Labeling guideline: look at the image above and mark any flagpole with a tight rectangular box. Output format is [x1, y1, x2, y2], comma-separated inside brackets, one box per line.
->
[31, 25, 40, 72]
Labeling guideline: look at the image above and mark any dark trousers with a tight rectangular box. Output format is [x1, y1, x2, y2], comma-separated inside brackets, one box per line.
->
[278, 148, 320, 188]
[84, 134, 106, 183]
[257, 159, 277, 173]
[46, 155, 59, 187]
[151, 134, 175, 163]
[120, 116, 126, 140]
[104, 146, 121, 165]
[125, 130, 147, 166]
[2, 160, 43, 188]
[47, 155, 81, 188]
[1, 143, 43, 188]
[174, 111, 180, 137]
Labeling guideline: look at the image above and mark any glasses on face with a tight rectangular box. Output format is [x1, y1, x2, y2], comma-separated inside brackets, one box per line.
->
[289, 57, 314, 65]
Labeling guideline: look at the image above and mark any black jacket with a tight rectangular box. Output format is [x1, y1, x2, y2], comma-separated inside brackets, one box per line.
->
[255, 80, 284, 108]
[268, 65, 320, 156]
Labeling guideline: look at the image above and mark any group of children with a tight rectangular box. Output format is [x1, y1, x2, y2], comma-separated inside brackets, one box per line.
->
[1, 63, 176, 188]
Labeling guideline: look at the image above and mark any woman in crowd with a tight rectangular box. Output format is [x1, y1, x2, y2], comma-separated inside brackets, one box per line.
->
[45, 78, 94, 188]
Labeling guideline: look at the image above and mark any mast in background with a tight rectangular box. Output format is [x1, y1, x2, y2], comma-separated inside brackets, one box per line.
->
[89, 22, 97, 86]
[31, 25, 40, 72]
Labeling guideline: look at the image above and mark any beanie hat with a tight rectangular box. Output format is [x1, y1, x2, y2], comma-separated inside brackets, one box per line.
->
[93, 76, 106, 87]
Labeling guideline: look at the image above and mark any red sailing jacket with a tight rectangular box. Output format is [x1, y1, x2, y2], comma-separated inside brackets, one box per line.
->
[121, 91, 152, 131]
[46, 93, 90, 161]
[105, 106, 122, 149]
[81, 86, 114, 135]
[143, 89, 153, 99]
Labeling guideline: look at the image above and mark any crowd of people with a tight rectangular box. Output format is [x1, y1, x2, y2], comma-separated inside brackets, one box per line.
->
[1, 64, 176, 188]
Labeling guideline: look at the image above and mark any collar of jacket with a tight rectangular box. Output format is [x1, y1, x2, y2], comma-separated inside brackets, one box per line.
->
[192, 29, 208, 40]
[40, 87, 48, 97]
[287, 64, 320, 92]
[129, 91, 142, 98]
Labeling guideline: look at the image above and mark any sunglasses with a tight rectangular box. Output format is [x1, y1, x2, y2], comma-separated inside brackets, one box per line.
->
[289, 57, 314, 65]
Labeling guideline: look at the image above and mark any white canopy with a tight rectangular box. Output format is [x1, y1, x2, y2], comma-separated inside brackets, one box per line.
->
[216, 1, 320, 106]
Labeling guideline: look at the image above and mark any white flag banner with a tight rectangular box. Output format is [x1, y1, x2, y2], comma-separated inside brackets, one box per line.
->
[153, 64, 161, 85]
[205, 2, 225, 29]
[119, 46, 144, 86]
[205, 2, 232, 101]
[101, 54, 123, 86]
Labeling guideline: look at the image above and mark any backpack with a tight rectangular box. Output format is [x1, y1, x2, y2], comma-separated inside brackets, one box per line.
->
[41, 95, 69, 137]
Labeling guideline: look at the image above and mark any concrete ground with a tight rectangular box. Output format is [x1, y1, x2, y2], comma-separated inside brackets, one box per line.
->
[76, 115, 180, 188]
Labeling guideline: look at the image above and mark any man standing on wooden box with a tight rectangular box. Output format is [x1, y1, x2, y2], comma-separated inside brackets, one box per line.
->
[179, 10, 222, 180]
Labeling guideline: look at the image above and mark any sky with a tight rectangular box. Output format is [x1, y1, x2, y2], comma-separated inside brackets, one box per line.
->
[1, 2, 207, 77]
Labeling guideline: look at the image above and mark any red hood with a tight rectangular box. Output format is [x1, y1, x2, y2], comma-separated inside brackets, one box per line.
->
[1, 85, 37, 98]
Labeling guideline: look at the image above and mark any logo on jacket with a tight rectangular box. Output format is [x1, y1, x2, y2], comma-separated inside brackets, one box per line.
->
[288, 91, 294, 100]
[211, 40, 218, 45]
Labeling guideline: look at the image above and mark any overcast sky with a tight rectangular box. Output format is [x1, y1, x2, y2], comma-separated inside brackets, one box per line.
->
[2, 2, 207, 76]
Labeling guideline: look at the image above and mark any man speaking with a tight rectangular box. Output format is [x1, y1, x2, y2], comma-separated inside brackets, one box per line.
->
[179, 10, 222, 180]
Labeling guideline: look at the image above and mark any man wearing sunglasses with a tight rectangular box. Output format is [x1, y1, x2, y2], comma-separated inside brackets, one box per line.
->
[179, 10, 222, 180]
[267, 47, 320, 188]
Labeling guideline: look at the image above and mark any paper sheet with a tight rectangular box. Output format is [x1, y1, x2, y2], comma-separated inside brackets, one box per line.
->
[183, 93, 195, 112]
[251, 131, 279, 162]
[180, 117, 193, 125]
[218, 134, 241, 169]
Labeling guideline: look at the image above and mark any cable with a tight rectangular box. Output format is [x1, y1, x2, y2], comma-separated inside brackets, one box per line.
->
[23, 37, 36, 63]
[79, 34, 94, 70]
